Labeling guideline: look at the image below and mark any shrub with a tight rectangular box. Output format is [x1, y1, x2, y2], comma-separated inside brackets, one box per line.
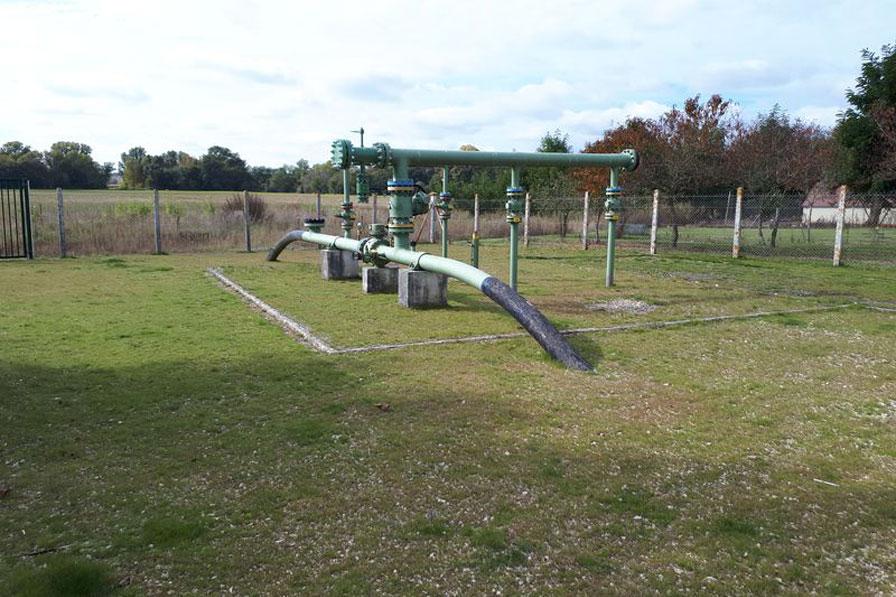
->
[224, 192, 267, 223]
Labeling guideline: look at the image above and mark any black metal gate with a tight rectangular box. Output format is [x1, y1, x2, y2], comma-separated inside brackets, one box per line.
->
[0, 179, 34, 259]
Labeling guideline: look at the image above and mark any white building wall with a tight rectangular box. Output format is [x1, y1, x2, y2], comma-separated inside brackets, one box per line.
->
[802, 207, 896, 226]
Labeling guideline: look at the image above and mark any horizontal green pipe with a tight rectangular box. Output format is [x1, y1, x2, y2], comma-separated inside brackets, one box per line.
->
[348, 144, 637, 170]
[377, 245, 489, 289]
[295, 230, 488, 289]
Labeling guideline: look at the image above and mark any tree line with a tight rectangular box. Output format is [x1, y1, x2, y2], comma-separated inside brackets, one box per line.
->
[2, 43, 892, 215]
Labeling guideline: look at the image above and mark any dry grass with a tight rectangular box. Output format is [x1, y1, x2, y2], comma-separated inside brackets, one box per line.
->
[26, 189, 596, 256]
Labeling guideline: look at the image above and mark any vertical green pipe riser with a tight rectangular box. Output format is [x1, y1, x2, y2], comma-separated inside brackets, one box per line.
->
[388, 158, 414, 250]
[438, 166, 451, 258]
[604, 168, 621, 288]
[506, 167, 523, 290]
[340, 169, 354, 238]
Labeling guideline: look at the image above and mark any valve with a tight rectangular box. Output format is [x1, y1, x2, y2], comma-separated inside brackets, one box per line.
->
[437, 192, 453, 220]
[604, 187, 622, 221]
[505, 187, 524, 224]
[356, 169, 369, 203]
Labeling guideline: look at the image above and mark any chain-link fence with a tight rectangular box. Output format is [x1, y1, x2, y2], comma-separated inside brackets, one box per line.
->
[647, 191, 895, 263]
[23, 187, 896, 264]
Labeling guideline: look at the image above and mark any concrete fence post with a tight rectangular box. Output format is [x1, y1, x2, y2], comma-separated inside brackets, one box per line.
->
[732, 187, 743, 258]
[243, 189, 252, 252]
[56, 187, 66, 257]
[649, 189, 659, 255]
[153, 189, 162, 254]
[523, 192, 531, 248]
[581, 191, 590, 250]
[473, 193, 480, 233]
[833, 185, 847, 266]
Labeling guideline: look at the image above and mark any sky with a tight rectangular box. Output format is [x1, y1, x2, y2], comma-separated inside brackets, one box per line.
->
[1, 0, 894, 167]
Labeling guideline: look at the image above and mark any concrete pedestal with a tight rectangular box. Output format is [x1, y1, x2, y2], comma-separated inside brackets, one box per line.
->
[320, 249, 359, 280]
[362, 266, 398, 294]
[398, 269, 447, 308]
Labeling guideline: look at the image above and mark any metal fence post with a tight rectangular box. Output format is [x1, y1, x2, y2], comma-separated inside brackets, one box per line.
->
[649, 189, 659, 255]
[24, 180, 34, 259]
[581, 191, 590, 250]
[372, 193, 378, 223]
[56, 187, 66, 258]
[243, 189, 252, 252]
[523, 192, 531, 248]
[153, 189, 162, 254]
[833, 185, 847, 266]
[732, 187, 743, 258]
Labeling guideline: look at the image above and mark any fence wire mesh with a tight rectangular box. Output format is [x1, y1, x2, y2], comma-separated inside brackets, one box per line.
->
[22, 188, 896, 264]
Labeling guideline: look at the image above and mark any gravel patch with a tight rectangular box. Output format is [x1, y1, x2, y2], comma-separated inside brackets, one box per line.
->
[586, 299, 657, 315]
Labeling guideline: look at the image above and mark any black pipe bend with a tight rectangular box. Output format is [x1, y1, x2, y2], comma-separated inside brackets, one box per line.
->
[481, 277, 593, 371]
[266, 230, 303, 261]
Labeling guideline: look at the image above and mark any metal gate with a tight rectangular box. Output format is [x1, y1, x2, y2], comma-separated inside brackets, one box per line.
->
[0, 179, 34, 259]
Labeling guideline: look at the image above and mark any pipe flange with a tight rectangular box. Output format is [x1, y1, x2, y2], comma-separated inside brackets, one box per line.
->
[330, 139, 352, 169]
[506, 187, 524, 197]
[303, 217, 325, 233]
[373, 142, 392, 168]
[387, 179, 416, 194]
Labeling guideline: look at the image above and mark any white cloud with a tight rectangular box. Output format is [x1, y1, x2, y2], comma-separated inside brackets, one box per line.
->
[0, 0, 892, 166]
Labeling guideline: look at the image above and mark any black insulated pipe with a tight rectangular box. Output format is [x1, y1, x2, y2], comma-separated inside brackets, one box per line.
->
[267, 231, 303, 261]
[481, 277, 593, 371]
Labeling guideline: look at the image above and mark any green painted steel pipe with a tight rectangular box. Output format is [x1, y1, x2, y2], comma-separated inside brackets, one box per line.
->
[338, 168, 354, 238]
[439, 167, 451, 258]
[266, 228, 593, 370]
[506, 167, 523, 290]
[604, 168, 621, 287]
[440, 219, 449, 257]
[332, 140, 638, 171]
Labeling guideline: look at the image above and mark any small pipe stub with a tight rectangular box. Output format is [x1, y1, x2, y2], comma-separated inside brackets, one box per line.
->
[369, 223, 387, 239]
[304, 217, 325, 233]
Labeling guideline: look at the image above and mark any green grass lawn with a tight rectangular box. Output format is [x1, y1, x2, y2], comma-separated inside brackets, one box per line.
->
[1, 246, 895, 594]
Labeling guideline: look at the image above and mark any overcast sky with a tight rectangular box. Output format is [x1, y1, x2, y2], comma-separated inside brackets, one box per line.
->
[2, 0, 894, 167]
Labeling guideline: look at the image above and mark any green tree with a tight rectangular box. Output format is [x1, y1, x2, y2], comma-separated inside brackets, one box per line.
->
[267, 166, 298, 192]
[120, 147, 149, 188]
[200, 146, 249, 190]
[832, 42, 896, 224]
[45, 141, 109, 188]
[525, 130, 578, 237]
[0, 141, 51, 186]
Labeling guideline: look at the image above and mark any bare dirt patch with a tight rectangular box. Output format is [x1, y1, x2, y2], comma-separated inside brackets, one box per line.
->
[586, 299, 657, 315]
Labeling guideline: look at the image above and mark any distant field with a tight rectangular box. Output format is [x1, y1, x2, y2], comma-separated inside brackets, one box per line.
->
[2, 246, 895, 593]
[28, 189, 345, 206]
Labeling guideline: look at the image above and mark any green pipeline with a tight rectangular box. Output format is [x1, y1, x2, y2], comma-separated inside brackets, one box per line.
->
[331, 140, 639, 172]
[296, 230, 490, 289]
